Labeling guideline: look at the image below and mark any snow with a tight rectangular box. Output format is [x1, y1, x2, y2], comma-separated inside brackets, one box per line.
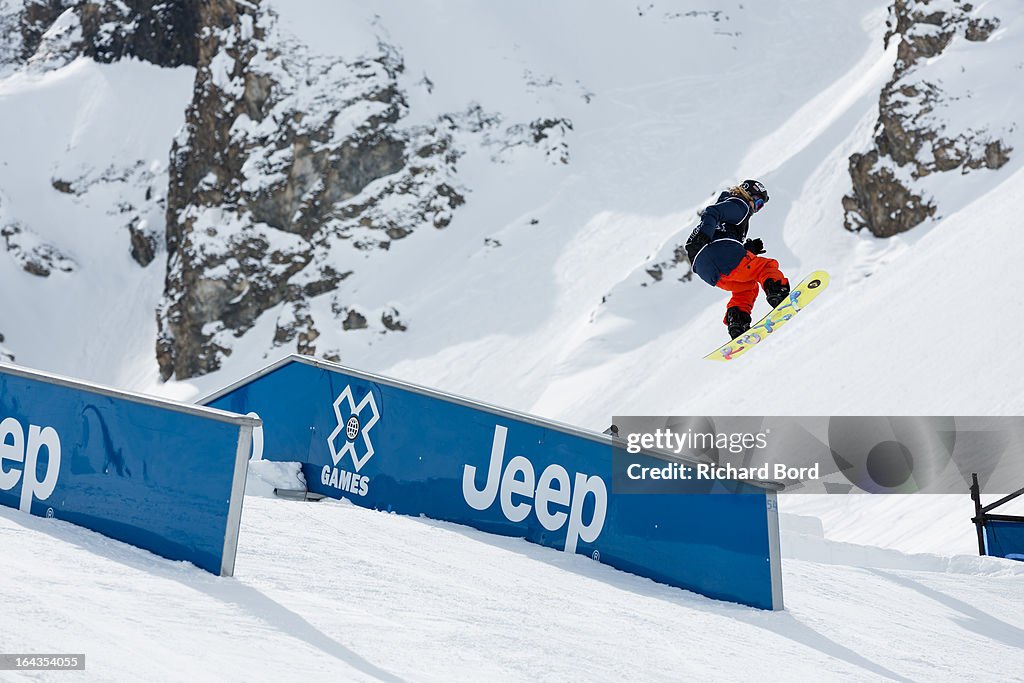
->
[2, 1, 1023, 678]
[3, 3, 1017, 422]
[177, 0, 897, 419]
[0, 57, 195, 390]
[244, 460, 307, 498]
[2, 495, 1022, 682]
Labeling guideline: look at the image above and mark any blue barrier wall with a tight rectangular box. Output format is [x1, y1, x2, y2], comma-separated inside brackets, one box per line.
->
[0, 362, 259, 575]
[984, 520, 1024, 561]
[205, 356, 785, 610]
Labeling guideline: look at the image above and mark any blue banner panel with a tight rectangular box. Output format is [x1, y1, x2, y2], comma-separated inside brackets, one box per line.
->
[207, 357, 784, 610]
[0, 363, 257, 575]
[985, 521, 1024, 561]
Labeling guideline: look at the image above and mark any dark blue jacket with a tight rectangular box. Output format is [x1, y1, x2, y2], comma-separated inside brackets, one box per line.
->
[684, 192, 752, 286]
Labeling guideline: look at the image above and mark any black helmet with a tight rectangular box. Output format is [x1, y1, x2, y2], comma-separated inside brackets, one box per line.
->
[740, 179, 769, 212]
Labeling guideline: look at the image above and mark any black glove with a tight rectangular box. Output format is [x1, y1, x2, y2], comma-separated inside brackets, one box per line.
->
[685, 231, 710, 262]
[744, 238, 765, 255]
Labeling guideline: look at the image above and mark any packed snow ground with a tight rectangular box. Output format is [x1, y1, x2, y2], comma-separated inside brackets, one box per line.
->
[2, 491, 1022, 682]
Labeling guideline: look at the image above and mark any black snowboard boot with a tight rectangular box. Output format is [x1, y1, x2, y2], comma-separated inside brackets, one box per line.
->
[726, 306, 751, 340]
[763, 278, 791, 308]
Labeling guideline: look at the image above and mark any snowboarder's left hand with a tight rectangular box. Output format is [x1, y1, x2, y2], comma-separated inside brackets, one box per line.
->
[745, 238, 765, 255]
[687, 231, 711, 256]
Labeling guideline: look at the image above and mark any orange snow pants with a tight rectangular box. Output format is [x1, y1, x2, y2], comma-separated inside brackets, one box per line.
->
[716, 253, 788, 321]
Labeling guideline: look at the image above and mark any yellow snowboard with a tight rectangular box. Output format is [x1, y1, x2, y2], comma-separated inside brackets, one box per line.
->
[705, 270, 830, 361]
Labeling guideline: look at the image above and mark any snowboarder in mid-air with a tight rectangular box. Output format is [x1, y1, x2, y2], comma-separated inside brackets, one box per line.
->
[684, 180, 790, 340]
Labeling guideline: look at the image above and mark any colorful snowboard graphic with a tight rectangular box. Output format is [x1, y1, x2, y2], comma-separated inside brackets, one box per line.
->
[705, 270, 830, 361]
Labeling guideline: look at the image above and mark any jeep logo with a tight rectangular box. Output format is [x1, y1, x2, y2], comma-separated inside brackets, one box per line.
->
[0, 416, 62, 513]
[462, 425, 607, 553]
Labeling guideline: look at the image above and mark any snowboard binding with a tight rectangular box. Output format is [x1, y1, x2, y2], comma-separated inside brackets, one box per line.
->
[763, 279, 791, 309]
[725, 306, 752, 340]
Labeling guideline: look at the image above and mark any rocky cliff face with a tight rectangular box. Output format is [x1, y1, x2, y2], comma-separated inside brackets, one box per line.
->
[155, 2, 491, 380]
[155, 1, 429, 379]
[843, 0, 1010, 237]
[19, 0, 197, 69]
[2, 0, 570, 380]
[1, 0, 187, 281]
[154, 2, 571, 380]
[0, 2, 23, 71]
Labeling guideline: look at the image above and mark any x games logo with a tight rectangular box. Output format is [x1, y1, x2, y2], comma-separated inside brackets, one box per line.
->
[327, 385, 379, 472]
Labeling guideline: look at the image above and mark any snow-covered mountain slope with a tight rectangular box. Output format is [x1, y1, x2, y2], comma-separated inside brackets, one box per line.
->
[1, 0, 1022, 598]
[164, 0, 1022, 420]
[239, 0, 903, 411]
[3, 494, 1022, 682]
[6, 0, 896, 397]
[0, 58, 195, 388]
[539, 160, 1024, 422]
[1, 0, 1018, 419]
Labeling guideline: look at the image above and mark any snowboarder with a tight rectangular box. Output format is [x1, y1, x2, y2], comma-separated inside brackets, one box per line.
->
[684, 180, 790, 339]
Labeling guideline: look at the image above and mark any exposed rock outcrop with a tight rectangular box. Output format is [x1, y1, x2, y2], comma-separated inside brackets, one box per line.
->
[21, 0, 198, 68]
[1, 223, 76, 276]
[4, 1, 575, 380]
[154, 1, 471, 379]
[843, 0, 1011, 237]
[154, 3, 567, 380]
[5, 3, 185, 280]
[0, 332, 13, 362]
[0, 1, 23, 71]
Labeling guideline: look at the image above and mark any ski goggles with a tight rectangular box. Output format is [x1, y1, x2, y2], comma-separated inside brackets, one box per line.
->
[752, 197, 766, 213]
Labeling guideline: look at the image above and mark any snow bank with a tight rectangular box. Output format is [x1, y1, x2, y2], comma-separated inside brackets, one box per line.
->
[244, 460, 307, 498]
[2, 496, 1022, 681]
